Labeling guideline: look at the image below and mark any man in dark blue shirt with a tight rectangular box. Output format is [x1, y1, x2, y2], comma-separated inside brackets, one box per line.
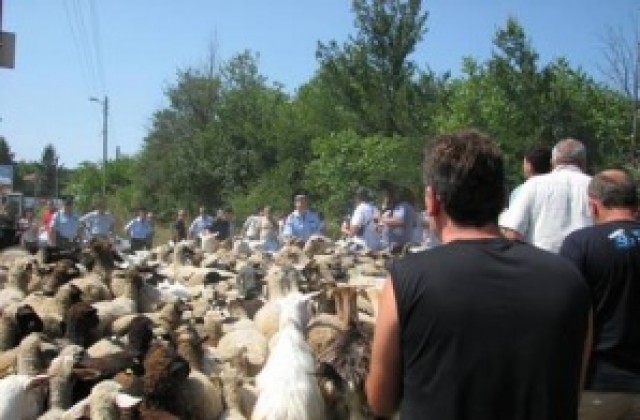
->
[560, 169, 640, 418]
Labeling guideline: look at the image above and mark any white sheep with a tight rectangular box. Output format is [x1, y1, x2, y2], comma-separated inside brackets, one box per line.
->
[0, 373, 49, 420]
[91, 270, 142, 336]
[21, 284, 82, 337]
[0, 258, 34, 311]
[62, 379, 141, 420]
[251, 292, 325, 420]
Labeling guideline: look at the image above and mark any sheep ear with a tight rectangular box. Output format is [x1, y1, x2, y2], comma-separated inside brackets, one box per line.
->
[115, 392, 142, 409]
[26, 374, 50, 389]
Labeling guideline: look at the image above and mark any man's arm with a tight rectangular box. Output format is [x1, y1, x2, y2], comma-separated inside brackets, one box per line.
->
[366, 277, 402, 416]
[501, 227, 523, 241]
[281, 214, 294, 238]
[380, 206, 405, 228]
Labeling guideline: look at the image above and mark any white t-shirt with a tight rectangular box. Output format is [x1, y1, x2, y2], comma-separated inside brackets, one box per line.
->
[499, 165, 592, 253]
[350, 202, 381, 251]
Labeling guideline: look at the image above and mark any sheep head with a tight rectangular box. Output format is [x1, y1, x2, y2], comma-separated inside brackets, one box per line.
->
[15, 304, 44, 338]
[143, 343, 190, 406]
[127, 316, 154, 356]
[7, 257, 36, 291]
[42, 259, 80, 296]
[56, 283, 83, 308]
[65, 302, 99, 346]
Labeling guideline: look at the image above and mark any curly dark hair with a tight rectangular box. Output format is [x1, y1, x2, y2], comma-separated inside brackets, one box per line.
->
[423, 129, 504, 227]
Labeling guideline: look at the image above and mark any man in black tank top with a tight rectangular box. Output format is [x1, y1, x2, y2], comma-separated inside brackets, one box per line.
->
[366, 130, 592, 420]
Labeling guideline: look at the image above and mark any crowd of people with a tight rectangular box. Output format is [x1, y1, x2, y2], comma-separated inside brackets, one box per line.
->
[365, 132, 640, 419]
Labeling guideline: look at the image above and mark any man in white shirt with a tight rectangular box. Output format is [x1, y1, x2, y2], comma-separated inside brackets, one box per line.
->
[188, 206, 214, 240]
[500, 138, 592, 253]
[342, 187, 381, 251]
[80, 199, 114, 241]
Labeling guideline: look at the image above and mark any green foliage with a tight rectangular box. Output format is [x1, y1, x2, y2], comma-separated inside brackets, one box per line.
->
[432, 18, 633, 187]
[316, 0, 430, 136]
[0, 137, 14, 165]
[39, 144, 58, 198]
[304, 130, 423, 220]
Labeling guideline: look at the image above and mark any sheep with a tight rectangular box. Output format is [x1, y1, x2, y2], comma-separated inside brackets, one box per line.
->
[141, 341, 224, 420]
[63, 379, 141, 420]
[91, 269, 143, 337]
[0, 373, 49, 420]
[253, 264, 302, 340]
[36, 259, 81, 296]
[0, 332, 51, 379]
[0, 304, 43, 351]
[22, 284, 83, 338]
[88, 315, 154, 359]
[63, 302, 99, 348]
[68, 273, 112, 305]
[216, 316, 268, 377]
[140, 342, 191, 417]
[110, 300, 187, 337]
[251, 292, 325, 420]
[0, 333, 51, 418]
[220, 366, 248, 420]
[38, 345, 99, 419]
[174, 324, 206, 372]
[0, 257, 35, 311]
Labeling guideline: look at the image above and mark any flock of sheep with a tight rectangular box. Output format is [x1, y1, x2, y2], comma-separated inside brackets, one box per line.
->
[0, 232, 394, 420]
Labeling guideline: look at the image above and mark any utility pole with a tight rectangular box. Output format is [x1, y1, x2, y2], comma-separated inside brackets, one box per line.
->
[633, 42, 639, 158]
[90, 96, 108, 196]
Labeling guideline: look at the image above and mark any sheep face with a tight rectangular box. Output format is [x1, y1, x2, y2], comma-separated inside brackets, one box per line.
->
[8, 258, 35, 290]
[15, 305, 43, 338]
[143, 343, 190, 407]
[42, 259, 79, 296]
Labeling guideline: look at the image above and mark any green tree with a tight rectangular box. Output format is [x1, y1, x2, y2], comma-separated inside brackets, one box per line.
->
[39, 144, 58, 197]
[316, 0, 430, 136]
[0, 137, 14, 165]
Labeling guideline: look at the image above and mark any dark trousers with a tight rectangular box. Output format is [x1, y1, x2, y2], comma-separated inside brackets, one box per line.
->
[130, 238, 147, 252]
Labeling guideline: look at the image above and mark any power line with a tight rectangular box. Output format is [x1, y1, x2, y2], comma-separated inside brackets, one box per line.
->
[62, 0, 94, 96]
[88, 0, 106, 93]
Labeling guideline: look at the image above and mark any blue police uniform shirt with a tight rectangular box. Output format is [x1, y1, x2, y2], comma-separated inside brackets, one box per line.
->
[125, 217, 152, 240]
[51, 210, 81, 240]
[80, 210, 115, 237]
[189, 215, 214, 237]
[282, 209, 321, 241]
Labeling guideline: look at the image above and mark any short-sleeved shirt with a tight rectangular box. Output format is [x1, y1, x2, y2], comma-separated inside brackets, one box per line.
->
[80, 210, 115, 238]
[189, 215, 214, 237]
[282, 210, 321, 242]
[390, 238, 591, 420]
[499, 165, 592, 253]
[243, 215, 261, 239]
[560, 220, 640, 391]
[383, 201, 415, 248]
[51, 211, 81, 240]
[350, 201, 381, 250]
[125, 217, 152, 240]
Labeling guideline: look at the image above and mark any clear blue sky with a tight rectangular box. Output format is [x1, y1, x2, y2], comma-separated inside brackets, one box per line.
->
[0, 0, 637, 168]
